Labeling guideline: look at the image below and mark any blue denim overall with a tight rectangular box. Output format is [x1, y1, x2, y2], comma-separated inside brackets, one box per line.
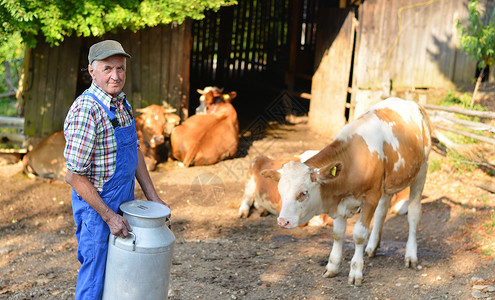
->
[71, 93, 138, 300]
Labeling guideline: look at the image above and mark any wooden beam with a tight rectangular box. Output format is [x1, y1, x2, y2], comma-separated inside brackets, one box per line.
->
[434, 123, 495, 145]
[0, 91, 16, 99]
[423, 104, 495, 119]
[0, 117, 24, 128]
[0, 133, 26, 144]
[428, 110, 495, 133]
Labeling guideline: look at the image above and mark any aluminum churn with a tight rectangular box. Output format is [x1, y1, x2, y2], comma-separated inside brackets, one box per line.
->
[102, 200, 174, 300]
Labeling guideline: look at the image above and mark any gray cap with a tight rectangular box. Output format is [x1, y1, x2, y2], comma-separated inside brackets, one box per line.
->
[88, 40, 131, 65]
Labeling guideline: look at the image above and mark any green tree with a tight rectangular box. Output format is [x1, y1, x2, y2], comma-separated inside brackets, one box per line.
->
[0, 0, 236, 61]
[0, 0, 236, 116]
[457, 0, 495, 107]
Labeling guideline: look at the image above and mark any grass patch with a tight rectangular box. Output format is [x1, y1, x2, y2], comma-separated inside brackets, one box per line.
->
[440, 90, 486, 112]
[479, 212, 495, 256]
[428, 158, 443, 173]
[484, 211, 495, 231]
[446, 149, 476, 173]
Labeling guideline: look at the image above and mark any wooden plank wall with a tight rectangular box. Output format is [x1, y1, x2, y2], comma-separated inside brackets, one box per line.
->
[119, 22, 191, 118]
[309, 7, 355, 138]
[23, 22, 191, 139]
[23, 36, 81, 137]
[354, 0, 477, 90]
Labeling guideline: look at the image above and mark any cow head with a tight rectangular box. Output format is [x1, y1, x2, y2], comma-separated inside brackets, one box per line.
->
[196, 87, 224, 114]
[262, 160, 342, 229]
[164, 113, 181, 136]
[196, 87, 237, 115]
[136, 105, 179, 148]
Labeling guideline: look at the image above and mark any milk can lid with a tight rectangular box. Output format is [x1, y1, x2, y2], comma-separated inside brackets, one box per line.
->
[120, 200, 171, 219]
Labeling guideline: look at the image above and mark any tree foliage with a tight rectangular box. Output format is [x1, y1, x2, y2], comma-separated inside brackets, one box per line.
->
[0, 0, 236, 60]
[456, 0, 495, 106]
[457, 0, 495, 68]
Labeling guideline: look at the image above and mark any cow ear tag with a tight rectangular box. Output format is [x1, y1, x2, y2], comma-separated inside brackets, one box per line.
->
[331, 166, 337, 177]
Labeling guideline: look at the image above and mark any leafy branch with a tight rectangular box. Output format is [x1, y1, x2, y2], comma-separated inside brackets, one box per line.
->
[0, 0, 236, 61]
[457, 0, 495, 107]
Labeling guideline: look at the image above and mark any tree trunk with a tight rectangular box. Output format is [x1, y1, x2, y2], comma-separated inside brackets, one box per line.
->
[471, 66, 485, 108]
[2, 61, 17, 93]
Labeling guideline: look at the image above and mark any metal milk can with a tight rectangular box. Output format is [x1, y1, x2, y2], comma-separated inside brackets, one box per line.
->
[102, 200, 175, 300]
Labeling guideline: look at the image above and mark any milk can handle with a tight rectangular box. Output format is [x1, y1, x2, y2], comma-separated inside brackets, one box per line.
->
[166, 216, 172, 229]
[113, 231, 137, 251]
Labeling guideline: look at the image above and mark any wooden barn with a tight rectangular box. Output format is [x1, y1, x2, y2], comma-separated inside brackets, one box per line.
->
[18, 0, 492, 143]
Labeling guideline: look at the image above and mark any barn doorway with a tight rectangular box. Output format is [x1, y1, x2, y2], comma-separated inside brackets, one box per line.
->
[189, 0, 323, 128]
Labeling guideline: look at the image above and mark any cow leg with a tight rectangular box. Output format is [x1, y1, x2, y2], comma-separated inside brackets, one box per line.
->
[405, 162, 427, 268]
[365, 193, 393, 257]
[348, 200, 377, 286]
[323, 216, 346, 278]
[238, 175, 256, 218]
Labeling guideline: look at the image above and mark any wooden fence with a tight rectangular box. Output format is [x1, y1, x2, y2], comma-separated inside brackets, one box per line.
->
[0, 116, 26, 148]
[425, 104, 495, 193]
[425, 104, 495, 146]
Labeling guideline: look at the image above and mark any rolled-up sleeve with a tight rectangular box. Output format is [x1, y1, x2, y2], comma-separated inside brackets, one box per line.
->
[63, 99, 97, 175]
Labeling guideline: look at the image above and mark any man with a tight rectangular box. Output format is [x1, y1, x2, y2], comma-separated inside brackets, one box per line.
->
[64, 40, 168, 299]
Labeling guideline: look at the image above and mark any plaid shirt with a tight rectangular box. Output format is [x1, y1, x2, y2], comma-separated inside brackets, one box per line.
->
[64, 83, 135, 192]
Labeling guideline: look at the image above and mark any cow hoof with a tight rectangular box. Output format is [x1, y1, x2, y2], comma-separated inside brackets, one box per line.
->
[348, 276, 362, 286]
[405, 257, 418, 268]
[238, 210, 249, 218]
[322, 270, 338, 278]
[259, 209, 269, 217]
[365, 248, 376, 258]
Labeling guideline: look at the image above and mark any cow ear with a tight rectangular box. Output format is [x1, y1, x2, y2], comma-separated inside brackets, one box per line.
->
[228, 91, 237, 101]
[311, 162, 342, 183]
[261, 169, 282, 182]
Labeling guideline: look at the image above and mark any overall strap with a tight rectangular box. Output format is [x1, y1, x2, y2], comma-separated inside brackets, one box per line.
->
[122, 98, 133, 118]
[83, 92, 120, 128]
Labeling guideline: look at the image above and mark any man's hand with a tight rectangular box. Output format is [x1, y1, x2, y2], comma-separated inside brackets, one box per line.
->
[152, 197, 170, 209]
[106, 211, 132, 238]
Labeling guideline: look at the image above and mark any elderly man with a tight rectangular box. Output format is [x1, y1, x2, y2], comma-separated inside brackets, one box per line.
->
[64, 40, 168, 299]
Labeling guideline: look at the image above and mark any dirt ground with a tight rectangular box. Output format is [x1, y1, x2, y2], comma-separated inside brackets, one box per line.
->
[1, 114, 495, 299]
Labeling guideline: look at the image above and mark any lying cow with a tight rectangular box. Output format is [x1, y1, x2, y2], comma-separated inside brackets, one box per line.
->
[262, 97, 432, 286]
[135, 105, 181, 171]
[170, 88, 238, 167]
[238, 151, 333, 226]
[23, 130, 67, 181]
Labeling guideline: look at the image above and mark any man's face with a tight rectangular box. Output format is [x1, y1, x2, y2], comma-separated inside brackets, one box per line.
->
[88, 55, 126, 97]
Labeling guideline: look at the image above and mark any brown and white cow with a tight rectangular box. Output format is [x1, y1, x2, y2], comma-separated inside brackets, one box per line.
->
[262, 97, 432, 286]
[23, 130, 67, 181]
[238, 151, 333, 226]
[135, 105, 180, 171]
[239, 151, 410, 226]
[170, 88, 238, 167]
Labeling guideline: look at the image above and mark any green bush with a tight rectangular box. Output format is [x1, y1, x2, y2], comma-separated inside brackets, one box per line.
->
[0, 96, 17, 117]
